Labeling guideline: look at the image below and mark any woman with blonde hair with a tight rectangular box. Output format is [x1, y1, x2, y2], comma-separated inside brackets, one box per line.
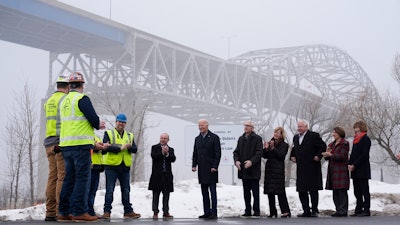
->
[262, 127, 291, 218]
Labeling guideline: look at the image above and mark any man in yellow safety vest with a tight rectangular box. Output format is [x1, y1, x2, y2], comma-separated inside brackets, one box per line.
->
[43, 75, 69, 222]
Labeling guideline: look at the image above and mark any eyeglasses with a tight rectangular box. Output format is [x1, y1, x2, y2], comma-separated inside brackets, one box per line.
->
[244, 124, 253, 128]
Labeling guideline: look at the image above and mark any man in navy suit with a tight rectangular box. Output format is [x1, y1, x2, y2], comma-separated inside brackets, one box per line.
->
[192, 119, 221, 219]
[290, 120, 326, 217]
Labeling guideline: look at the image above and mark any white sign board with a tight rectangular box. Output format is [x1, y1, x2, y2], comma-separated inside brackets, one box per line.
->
[185, 125, 243, 166]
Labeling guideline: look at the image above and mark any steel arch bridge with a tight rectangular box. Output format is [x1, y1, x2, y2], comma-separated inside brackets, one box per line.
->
[51, 43, 378, 126]
[0, 0, 378, 127]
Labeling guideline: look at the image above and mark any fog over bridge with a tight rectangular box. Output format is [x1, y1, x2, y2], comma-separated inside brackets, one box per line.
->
[0, 0, 379, 198]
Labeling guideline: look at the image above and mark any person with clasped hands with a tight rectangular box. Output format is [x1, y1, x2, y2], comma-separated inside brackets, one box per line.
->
[321, 127, 350, 217]
[290, 120, 326, 218]
[233, 120, 263, 218]
[148, 133, 176, 219]
[262, 127, 291, 218]
[192, 119, 221, 220]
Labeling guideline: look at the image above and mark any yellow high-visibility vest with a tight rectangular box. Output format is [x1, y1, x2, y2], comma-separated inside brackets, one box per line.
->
[44, 92, 66, 137]
[103, 129, 134, 166]
[91, 135, 103, 165]
[59, 91, 94, 147]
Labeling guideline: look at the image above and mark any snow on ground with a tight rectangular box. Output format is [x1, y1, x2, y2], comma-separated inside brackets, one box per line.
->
[1, 179, 400, 221]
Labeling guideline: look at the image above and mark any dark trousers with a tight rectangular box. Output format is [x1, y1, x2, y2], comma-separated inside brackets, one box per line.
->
[242, 179, 260, 215]
[268, 193, 290, 215]
[352, 178, 370, 214]
[201, 183, 217, 216]
[333, 189, 348, 215]
[298, 191, 319, 214]
[152, 190, 170, 214]
[88, 169, 101, 216]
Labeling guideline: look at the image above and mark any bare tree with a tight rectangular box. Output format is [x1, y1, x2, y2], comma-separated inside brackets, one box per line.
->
[17, 82, 39, 205]
[2, 81, 39, 208]
[391, 53, 400, 84]
[347, 90, 400, 165]
[4, 119, 26, 208]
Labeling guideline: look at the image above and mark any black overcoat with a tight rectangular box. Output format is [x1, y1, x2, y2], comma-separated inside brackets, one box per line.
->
[348, 135, 371, 179]
[192, 131, 221, 184]
[148, 144, 176, 192]
[262, 140, 289, 194]
[233, 132, 263, 180]
[290, 130, 326, 192]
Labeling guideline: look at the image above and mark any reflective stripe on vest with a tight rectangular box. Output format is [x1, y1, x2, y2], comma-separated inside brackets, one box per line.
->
[44, 92, 66, 137]
[59, 91, 95, 147]
[103, 129, 134, 166]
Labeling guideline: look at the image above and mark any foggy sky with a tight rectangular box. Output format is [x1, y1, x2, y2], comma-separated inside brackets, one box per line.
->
[1, 0, 400, 174]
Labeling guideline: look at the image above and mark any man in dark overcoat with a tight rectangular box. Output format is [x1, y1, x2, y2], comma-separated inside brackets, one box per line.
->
[192, 119, 221, 219]
[233, 120, 263, 217]
[290, 120, 326, 217]
[148, 133, 176, 219]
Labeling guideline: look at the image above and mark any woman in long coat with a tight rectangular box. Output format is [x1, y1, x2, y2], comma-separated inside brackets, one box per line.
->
[322, 127, 349, 217]
[262, 127, 291, 218]
[348, 121, 371, 217]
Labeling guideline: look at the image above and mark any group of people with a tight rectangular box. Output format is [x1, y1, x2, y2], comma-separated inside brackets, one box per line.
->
[44, 73, 141, 222]
[44, 72, 379, 221]
[192, 119, 374, 219]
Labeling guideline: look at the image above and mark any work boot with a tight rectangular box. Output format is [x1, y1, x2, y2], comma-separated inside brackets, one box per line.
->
[124, 212, 141, 219]
[102, 212, 111, 219]
[57, 214, 72, 222]
[163, 213, 173, 219]
[72, 213, 98, 222]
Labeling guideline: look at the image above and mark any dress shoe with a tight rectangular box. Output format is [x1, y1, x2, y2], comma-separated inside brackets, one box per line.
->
[208, 214, 218, 219]
[45, 216, 57, 221]
[72, 213, 98, 222]
[267, 213, 277, 218]
[163, 213, 173, 219]
[310, 212, 318, 217]
[297, 212, 311, 217]
[252, 213, 260, 218]
[331, 212, 347, 217]
[102, 212, 111, 219]
[199, 214, 210, 219]
[350, 212, 361, 217]
[358, 212, 370, 217]
[153, 213, 158, 219]
[124, 212, 141, 219]
[281, 212, 291, 218]
[57, 214, 72, 222]
[240, 213, 252, 218]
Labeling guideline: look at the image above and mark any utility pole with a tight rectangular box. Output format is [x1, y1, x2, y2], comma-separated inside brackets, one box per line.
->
[221, 35, 237, 59]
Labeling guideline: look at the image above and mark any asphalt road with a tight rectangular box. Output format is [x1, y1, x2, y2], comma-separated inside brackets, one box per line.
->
[3, 216, 399, 225]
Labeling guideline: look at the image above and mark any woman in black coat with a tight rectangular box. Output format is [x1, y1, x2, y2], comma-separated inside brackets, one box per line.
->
[262, 127, 291, 218]
[348, 121, 371, 217]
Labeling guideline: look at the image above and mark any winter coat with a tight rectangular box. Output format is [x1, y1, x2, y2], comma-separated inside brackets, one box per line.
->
[324, 138, 350, 190]
[262, 140, 289, 194]
[233, 131, 263, 180]
[290, 130, 326, 192]
[148, 144, 176, 192]
[349, 135, 371, 179]
[192, 131, 221, 184]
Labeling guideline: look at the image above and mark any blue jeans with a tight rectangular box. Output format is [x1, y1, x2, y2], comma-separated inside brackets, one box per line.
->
[104, 166, 133, 213]
[88, 169, 101, 216]
[59, 146, 91, 216]
[201, 183, 217, 216]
